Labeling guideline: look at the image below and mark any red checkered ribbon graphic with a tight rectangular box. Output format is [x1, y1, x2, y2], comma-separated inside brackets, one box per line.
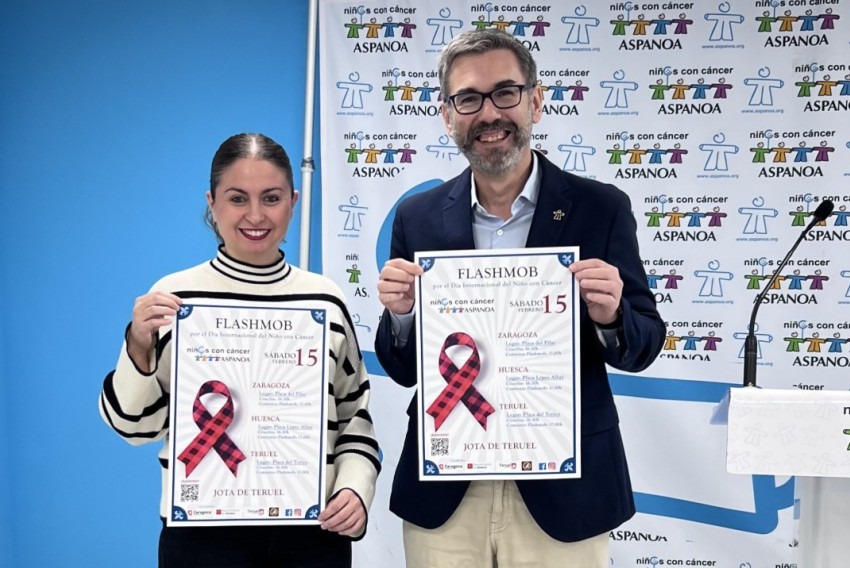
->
[426, 332, 495, 431]
[177, 380, 246, 477]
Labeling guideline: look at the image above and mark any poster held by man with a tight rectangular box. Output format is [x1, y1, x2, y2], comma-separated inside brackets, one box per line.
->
[414, 247, 582, 481]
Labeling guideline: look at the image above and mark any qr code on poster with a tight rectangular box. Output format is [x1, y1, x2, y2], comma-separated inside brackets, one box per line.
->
[430, 436, 449, 456]
[180, 482, 199, 502]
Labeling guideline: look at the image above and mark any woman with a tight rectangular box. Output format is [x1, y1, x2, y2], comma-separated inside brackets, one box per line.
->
[99, 133, 379, 567]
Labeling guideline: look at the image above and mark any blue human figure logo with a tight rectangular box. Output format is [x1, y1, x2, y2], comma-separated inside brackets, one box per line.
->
[647, 143, 666, 165]
[785, 269, 807, 291]
[558, 134, 596, 172]
[353, 313, 372, 333]
[739, 196, 779, 235]
[548, 80, 569, 101]
[682, 331, 701, 351]
[417, 81, 438, 102]
[336, 72, 372, 109]
[700, 133, 739, 172]
[646, 269, 663, 289]
[694, 259, 733, 297]
[426, 7, 462, 46]
[512, 15, 531, 36]
[649, 13, 668, 35]
[561, 5, 599, 45]
[426, 134, 461, 160]
[339, 195, 368, 231]
[840, 270, 850, 298]
[600, 69, 638, 109]
[382, 144, 398, 164]
[834, 205, 850, 227]
[744, 67, 785, 106]
[704, 2, 745, 41]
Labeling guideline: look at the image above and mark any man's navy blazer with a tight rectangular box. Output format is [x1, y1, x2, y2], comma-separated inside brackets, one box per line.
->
[375, 153, 665, 542]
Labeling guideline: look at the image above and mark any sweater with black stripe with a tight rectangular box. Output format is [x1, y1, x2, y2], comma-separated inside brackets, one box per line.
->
[99, 248, 380, 536]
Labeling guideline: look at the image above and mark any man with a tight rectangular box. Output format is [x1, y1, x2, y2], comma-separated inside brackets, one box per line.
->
[375, 29, 665, 568]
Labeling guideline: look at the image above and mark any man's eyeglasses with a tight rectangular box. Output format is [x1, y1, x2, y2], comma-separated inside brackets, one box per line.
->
[446, 83, 533, 115]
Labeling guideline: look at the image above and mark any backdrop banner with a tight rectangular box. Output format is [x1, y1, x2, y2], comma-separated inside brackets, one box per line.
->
[319, 1, 849, 565]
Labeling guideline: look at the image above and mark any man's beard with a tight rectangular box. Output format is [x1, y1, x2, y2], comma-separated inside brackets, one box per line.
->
[450, 113, 533, 178]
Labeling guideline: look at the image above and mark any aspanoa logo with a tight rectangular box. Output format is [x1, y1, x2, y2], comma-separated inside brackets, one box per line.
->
[428, 297, 495, 315]
[185, 346, 250, 363]
[343, 130, 416, 178]
[786, 321, 850, 367]
[794, 62, 850, 112]
[742, 259, 828, 306]
[648, 65, 730, 115]
[380, 67, 442, 117]
[644, 194, 728, 243]
[607, 130, 689, 180]
[749, 130, 832, 178]
[758, 6, 837, 47]
[342, 5, 416, 51]
[609, 6, 687, 50]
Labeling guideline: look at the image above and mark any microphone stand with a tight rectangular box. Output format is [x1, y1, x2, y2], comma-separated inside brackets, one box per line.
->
[743, 211, 829, 387]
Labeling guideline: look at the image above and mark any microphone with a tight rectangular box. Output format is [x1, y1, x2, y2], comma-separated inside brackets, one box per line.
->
[743, 199, 834, 387]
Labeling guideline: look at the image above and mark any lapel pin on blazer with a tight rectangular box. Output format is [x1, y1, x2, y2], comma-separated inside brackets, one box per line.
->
[553, 209, 565, 221]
